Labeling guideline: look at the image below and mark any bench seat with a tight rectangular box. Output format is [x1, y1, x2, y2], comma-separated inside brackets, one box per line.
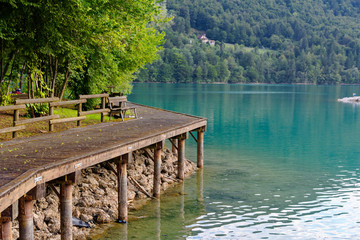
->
[107, 96, 137, 121]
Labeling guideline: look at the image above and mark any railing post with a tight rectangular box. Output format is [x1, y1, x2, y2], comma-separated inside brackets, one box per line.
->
[117, 153, 129, 223]
[101, 96, 106, 122]
[13, 109, 19, 138]
[49, 102, 54, 132]
[77, 102, 82, 127]
[60, 180, 73, 240]
[153, 142, 163, 198]
[18, 196, 33, 240]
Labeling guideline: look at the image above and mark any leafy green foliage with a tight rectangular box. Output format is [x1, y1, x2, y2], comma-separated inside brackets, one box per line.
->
[25, 103, 49, 118]
[0, 0, 167, 104]
[136, 0, 360, 84]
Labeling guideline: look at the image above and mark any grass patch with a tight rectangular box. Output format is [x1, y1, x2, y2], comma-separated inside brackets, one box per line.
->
[54, 107, 104, 121]
[54, 108, 77, 118]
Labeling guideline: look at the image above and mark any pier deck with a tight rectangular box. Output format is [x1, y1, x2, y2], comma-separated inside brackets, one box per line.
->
[0, 103, 207, 213]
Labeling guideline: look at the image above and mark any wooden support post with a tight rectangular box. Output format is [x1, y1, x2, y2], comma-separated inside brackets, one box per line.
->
[13, 109, 19, 138]
[0, 217, 12, 240]
[197, 129, 205, 168]
[153, 142, 163, 198]
[177, 134, 187, 180]
[1, 202, 18, 240]
[117, 153, 129, 223]
[77, 102, 82, 127]
[60, 180, 72, 240]
[49, 102, 54, 131]
[18, 196, 33, 240]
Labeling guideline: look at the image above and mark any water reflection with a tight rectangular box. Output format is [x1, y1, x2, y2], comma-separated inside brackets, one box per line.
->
[188, 170, 360, 239]
[98, 169, 206, 239]
[155, 199, 160, 240]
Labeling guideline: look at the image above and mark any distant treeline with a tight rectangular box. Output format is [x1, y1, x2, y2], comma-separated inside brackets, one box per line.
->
[136, 0, 360, 84]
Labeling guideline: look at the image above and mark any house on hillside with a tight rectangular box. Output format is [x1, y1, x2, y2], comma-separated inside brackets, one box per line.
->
[198, 34, 215, 46]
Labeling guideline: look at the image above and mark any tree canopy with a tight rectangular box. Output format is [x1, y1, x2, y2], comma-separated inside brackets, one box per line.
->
[136, 0, 360, 84]
[0, 0, 166, 104]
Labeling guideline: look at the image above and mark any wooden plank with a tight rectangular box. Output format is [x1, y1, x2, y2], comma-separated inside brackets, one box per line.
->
[50, 99, 87, 107]
[15, 97, 59, 105]
[0, 125, 26, 134]
[79, 93, 109, 99]
[50, 116, 86, 124]
[15, 115, 59, 126]
[108, 96, 127, 102]
[79, 109, 109, 116]
[0, 104, 26, 111]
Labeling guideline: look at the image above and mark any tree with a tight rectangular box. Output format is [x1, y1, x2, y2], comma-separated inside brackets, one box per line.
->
[0, 0, 167, 104]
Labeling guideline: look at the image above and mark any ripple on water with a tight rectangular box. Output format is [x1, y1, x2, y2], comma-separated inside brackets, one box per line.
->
[188, 178, 360, 239]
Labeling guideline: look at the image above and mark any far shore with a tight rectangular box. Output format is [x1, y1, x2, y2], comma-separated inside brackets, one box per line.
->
[133, 81, 360, 86]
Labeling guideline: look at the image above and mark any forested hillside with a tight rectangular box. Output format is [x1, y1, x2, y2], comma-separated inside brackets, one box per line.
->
[136, 0, 360, 84]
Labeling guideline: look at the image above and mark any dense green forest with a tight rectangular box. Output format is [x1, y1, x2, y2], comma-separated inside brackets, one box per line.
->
[136, 0, 360, 84]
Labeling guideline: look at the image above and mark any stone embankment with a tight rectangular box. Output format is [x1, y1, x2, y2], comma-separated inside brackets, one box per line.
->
[11, 148, 196, 239]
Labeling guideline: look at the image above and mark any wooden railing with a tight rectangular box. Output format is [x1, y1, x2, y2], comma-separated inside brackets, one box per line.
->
[0, 93, 114, 138]
[78, 93, 109, 126]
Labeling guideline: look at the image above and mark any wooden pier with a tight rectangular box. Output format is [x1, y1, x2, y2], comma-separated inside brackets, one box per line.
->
[0, 103, 206, 239]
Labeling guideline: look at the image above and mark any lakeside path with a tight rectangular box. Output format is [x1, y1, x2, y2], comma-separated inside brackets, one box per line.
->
[0, 103, 207, 215]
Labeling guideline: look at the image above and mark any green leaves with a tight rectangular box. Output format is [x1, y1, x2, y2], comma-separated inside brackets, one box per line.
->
[0, 0, 167, 103]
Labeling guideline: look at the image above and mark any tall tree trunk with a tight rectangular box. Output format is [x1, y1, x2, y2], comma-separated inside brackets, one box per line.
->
[59, 68, 71, 100]
[31, 74, 35, 99]
[19, 63, 26, 92]
[27, 73, 31, 99]
[6, 57, 16, 94]
[49, 55, 53, 94]
[0, 39, 3, 84]
[51, 58, 58, 97]
[0, 51, 15, 84]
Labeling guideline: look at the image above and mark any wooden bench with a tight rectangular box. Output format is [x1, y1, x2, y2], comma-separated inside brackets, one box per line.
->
[107, 96, 137, 121]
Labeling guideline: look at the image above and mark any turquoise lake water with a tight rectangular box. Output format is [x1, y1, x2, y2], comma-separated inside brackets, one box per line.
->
[98, 84, 360, 239]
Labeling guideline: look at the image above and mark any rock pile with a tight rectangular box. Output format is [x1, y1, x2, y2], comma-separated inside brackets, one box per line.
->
[11, 148, 196, 240]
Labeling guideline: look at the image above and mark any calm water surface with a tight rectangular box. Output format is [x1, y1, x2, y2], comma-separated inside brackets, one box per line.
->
[97, 84, 360, 239]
